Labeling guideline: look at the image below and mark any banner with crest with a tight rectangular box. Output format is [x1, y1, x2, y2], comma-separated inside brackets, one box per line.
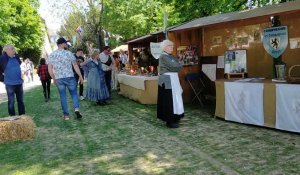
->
[263, 26, 288, 59]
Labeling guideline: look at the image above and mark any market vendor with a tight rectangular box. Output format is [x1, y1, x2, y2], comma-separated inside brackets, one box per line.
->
[157, 39, 184, 128]
[138, 49, 150, 68]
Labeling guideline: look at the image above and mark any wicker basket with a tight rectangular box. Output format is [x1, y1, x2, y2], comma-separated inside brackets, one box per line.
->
[287, 65, 300, 84]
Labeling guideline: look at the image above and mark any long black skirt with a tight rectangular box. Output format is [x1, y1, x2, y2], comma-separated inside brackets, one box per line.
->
[157, 84, 184, 124]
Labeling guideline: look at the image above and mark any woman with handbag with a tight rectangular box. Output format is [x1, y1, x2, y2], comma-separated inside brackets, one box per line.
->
[81, 49, 110, 105]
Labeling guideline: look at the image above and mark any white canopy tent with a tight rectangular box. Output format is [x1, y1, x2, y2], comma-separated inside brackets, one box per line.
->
[111, 45, 128, 53]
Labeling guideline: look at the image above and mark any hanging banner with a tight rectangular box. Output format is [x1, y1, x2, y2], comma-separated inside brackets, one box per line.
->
[76, 26, 83, 41]
[150, 42, 162, 59]
[263, 26, 288, 59]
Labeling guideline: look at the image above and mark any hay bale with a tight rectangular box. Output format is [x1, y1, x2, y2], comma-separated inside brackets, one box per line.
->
[0, 115, 36, 144]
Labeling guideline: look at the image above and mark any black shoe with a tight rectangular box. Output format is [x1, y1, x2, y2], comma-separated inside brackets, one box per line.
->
[174, 118, 180, 124]
[97, 101, 108, 105]
[97, 101, 104, 105]
[166, 122, 179, 128]
[75, 111, 83, 119]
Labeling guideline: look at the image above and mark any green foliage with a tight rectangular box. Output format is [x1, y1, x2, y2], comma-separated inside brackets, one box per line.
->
[57, 0, 294, 50]
[165, 0, 294, 22]
[166, 0, 294, 29]
[0, 0, 43, 64]
[101, 0, 181, 40]
[58, 1, 105, 51]
[28, 0, 40, 9]
[58, 12, 85, 46]
[0, 0, 15, 47]
[60, 0, 182, 49]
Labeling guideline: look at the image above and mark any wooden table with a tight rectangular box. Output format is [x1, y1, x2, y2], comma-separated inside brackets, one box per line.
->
[117, 74, 158, 104]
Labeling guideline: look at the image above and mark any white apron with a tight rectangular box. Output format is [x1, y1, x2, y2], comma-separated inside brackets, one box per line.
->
[164, 72, 184, 115]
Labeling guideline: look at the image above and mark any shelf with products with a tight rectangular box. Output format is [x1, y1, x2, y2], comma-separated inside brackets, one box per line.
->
[177, 45, 199, 66]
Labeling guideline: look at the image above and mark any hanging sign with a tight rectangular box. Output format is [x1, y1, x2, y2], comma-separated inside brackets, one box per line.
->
[263, 26, 288, 59]
[150, 42, 162, 59]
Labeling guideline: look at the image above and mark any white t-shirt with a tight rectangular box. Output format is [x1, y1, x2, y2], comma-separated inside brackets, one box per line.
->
[119, 53, 128, 64]
[99, 52, 114, 71]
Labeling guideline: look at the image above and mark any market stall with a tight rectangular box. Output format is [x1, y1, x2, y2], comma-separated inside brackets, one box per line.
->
[113, 33, 161, 104]
[126, 30, 202, 103]
[127, 33, 163, 67]
[117, 74, 158, 104]
[168, 1, 300, 79]
[167, 1, 300, 132]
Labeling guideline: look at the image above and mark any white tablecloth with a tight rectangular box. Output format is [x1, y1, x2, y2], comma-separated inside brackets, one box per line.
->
[276, 84, 300, 133]
[224, 82, 264, 126]
[117, 74, 158, 90]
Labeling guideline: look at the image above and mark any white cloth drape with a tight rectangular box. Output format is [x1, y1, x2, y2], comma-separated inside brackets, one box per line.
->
[117, 74, 158, 90]
[276, 84, 300, 133]
[225, 82, 264, 126]
[164, 73, 184, 115]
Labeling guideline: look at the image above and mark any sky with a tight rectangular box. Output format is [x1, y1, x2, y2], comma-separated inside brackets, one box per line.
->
[38, 0, 89, 34]
[38, 0, 68, 33]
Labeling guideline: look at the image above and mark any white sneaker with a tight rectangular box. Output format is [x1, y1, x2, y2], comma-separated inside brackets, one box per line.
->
[80, 96, 85, 100]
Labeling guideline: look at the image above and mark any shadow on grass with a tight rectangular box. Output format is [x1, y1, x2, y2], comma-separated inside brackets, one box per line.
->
[0, 86, 300, 175]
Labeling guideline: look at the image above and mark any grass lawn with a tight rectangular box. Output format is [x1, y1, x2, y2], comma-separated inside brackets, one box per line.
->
[0, 85, 300, 175]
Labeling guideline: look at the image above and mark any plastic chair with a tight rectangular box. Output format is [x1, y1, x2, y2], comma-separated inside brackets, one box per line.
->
[185, 73, 206, 106]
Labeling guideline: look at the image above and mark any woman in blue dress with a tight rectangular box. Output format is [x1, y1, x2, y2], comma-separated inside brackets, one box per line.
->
[81, 49, 110, 105]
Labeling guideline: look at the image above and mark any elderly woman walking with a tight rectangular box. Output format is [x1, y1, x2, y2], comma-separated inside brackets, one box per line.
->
[81, 49, 110, 105]
[0, 44, 25, 116]
[157, 40, 184, 128]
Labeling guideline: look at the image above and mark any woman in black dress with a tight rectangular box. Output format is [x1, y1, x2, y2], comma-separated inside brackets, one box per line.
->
[157, 40, 184, 128]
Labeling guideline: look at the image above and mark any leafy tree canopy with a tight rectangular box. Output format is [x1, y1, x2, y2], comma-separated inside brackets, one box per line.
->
[58, 0, 294, 50]
[28, 0, 40, 9]
[0, 0, 44, 64]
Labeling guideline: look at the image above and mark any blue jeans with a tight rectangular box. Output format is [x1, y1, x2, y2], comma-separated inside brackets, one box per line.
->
[5, 84, 25, 116]
[56, 77, 80, 116]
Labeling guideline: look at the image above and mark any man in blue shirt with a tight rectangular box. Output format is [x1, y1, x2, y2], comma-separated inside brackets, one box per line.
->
[0, 44, 25, 116]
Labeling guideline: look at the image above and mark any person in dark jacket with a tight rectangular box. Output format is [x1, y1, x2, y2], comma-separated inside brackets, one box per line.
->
[37, 58, 51, 102]
[74, 48, 85, 100]
[0, 44, 25, 116]
[157, 40, 184, 128]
